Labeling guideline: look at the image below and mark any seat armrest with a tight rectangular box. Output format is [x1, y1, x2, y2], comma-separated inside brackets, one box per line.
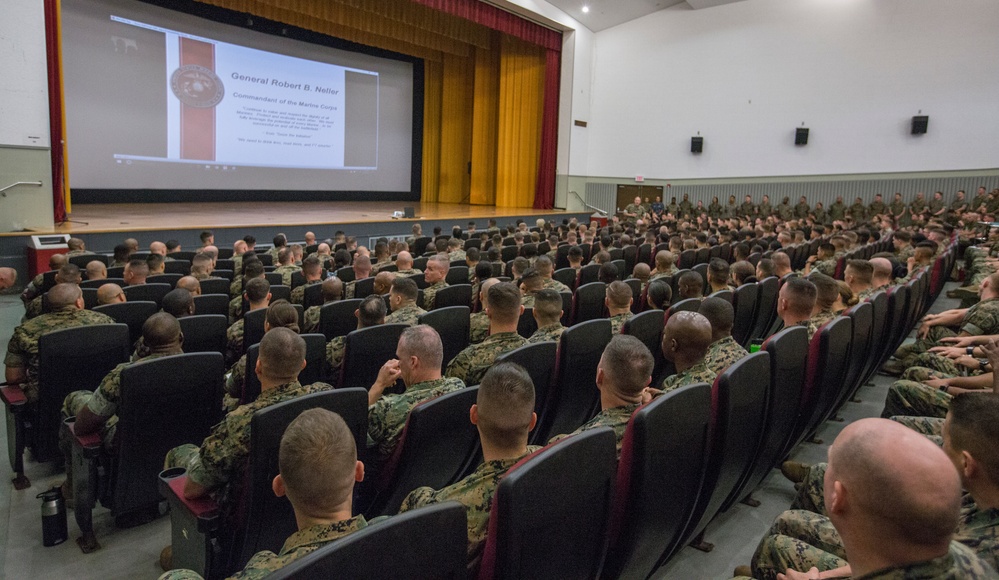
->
[65, 419, 102, 458]
[0, 385, 27, 407]
[159, 469, 220, 533]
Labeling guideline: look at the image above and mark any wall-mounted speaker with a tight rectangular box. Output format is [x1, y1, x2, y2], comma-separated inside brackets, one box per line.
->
[691, 136, 703, 154]
[795, 127, 809, 146]
[911, 115, 929, 135]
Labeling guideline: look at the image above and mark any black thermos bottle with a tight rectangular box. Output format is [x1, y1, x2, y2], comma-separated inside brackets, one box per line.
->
[38, 487, 68, 547]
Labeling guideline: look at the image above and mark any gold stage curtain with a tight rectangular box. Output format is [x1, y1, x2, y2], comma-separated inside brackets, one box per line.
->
[469, 32, 500, 206]
[421, 59, 443, 204]
[495, 35, 544, 208]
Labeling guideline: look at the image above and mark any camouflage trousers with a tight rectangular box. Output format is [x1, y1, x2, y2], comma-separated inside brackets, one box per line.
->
[892, 326, 958, 364]
[900, 351, 974, 382]
[889, 416, 945, 446]
[60, 390, 117, 489]
[880, 380, 951, 419]
[164, 443, 200, 472]
[790, 463, 826, 515]
[750, 510, 846, 580]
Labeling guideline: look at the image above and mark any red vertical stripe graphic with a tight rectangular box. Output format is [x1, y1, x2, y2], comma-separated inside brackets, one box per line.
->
[178, 37, 216, 161]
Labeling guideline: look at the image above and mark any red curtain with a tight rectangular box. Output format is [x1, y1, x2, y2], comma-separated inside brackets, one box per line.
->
[410, 0, 562, 52]
[44, 0, 66, 223]
[533, 48, 559, 209]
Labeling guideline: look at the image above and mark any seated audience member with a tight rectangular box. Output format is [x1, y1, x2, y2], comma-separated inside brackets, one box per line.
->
[343, 255, 372, 299]
[367, 325, 465, 465]
[303, 277, 343, 334]
[385, 277, 426, 326]
[833, 280, 856, 314]
[869, 257, 894, 291]
[807, 272, 839, 330]
[707, 258, 733, 293]
[150, 241, 168, 258]
[631, 262, 652, 291]
[535, 255, 570, 293]
[676, 270, 705, 301]
[598, 262, 619, 284]
[567, 246, 584, 271]
[24, 263, 83, 320]
[290, 256, 323, 305]
[326, 295, 386, 378]
[548, 334, 653, 456]
[85, 261, 107, 282]
[755, 258, 776, 281]
[65, 237, 93, 257]
[123, 258, 149, 286]
[229, 262, 266, 323]
[447, 282, 526, 385]
[730, 260, 757, 286]
[225, 300, 300, 410]
[805, 243, 837, 278]
[843, 259, 875, 301]
[147, 254, 166, 275]
[422, 254, 450, 310]
[650, 251, 678, 281]
[110, 244, 131, 268]
[273, 248, 301, 286]
[161, 407, 365, 580]
[372, 271, 396, 297]
[770, 277, 817, 339]
[606, 281, 634, 334]
[657, 311, 716, 393]
[161, 288, 195, 319]
[96, 283, 126, 306]
[6, 283, 114, 406]
[526, 289, 566, 344]
[645, 279, 673, 311]
[225, 278, 271, 366]
[0, 267, 16, 291]
[699, 297, 749, 375]
[518, 269, 544, 308]
[738, 417, 995, 580]
[394, 251, 422, 277]
[470, 278, 499, 345]
[399, 362, 539, 574]
[771, 251, 793, 278]
[176, 276, 201, 297]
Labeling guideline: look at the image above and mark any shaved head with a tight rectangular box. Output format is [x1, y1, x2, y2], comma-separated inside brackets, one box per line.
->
[48, 282, 83, 310]
[0, 267, 17, 290]
[176, 276, 201, 296]
[662, 311, 713, 362]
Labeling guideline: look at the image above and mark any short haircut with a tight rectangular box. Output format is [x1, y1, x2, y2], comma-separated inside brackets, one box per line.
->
[278, 248, 293, 264]
[391, 277, 419, 301]
[142, 312, 182, 348]
[127, 259, 149, 277]
[243, 235, 256, 246]
[474, 261, 493, 281]
[58, 263, 82, 283]
[146, 254, 165, 271]
[533, 289, 562, 322]
[949, 393, 999, 485]
[400, 325, 444, 370]
[245, 277, 271, 302]
[199, 230, 213, 243]
[166, 240, 180, 251]
[302, 255, 322, 275]
[48, 283, 82, 309]
[267, 299, 300, 333]
[534, 255, 553, 275]
[358, 294, 387, 327]
[519, 269, 543, 292]
[161, 288, 193, 317]
[259, 327, 305, 380]
[731, 260, 755, 285]
[601, 335, 653, 397]
[783, 277, 817, 316]
[476, 362, 535, 449]
[511, 257, 531, 277]
[466, 247, 480, 261]
[273, 234, 287, 247]
[568, 246, 583, 260]
[846, 259, 874, 284]
[677, 270, 704, 298]
[708, 258, 730, 283]
[810, 272, 839, 310]
[243, 260, 265, 280]
[598, 263, 619, 284]
[279, 408, 357, 512]
[487, 282, 522, 324]
[698, 296, 735, 333]
[756, 258, 775, 278]
[894, 231, 912, 242]
[606, 280, 632, 309]
[646, 279, 673, 310]
[428, 254, 450, 271]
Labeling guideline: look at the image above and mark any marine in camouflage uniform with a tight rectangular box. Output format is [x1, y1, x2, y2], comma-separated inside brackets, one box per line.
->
[368, 376, 465, 460]
[893, 297, 999, 364]
[828, 199, 846, 222]
[881, 379, 953, 420]
[609, 312, 633, 335]
[810, 258, 838, 278]
[273, 264, 301, 287]
[224, 356, 249, 411]
[290, 279, 321, 305]
[548, 403, 639, 457]
[446, 332, 526, 386]
[848, 200, 867, 223]
[399, 446, 541, 572]
[5, 307, 115, 402]
[868, 197, 886, 217]
[909, 196, 927, 224]
[890, 198, 908, 227]
[448, 249, 467, 262]
[703, 335, 748, 375]
[156, 516, 370, 580]
[777, 201, 794, 221]
[302, 305, 321, 334]
[541, 277, 571, 294]
[386, 302, 427, 326]
[739, 200, 756, 219]
[469, 312, 489, 344]
[890, 414, 945, 440]
[225, 318, 246, 367]
[526, 323, 565, 345]
[229, 277, 243, 299]
[422, 281, 448, 311]
[649, 265, 678, 282]
[163, 380, 333, 509]
[228, 295, 244, 325]
[808, 309, 837, 333]
[395, 268, 423, 277]
[927, 195, 947, 221]
[794, 201, 811, 220]
[661, 359, 717, 393]
[326, 336, 346, 378]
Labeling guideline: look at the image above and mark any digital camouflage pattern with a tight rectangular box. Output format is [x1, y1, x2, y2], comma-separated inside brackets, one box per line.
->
[661, 359, 717, 393]
[229, 277, 243, 299]
[368, 376, 465, 459]
[225, 355, 247, 400]
[326, 336, 346, 378]
[399, 446, 541, 572]
[809, 309, 837, 333]
[225, 319, 245, 366]
[395, 268, 423, 277]
[704, 335, 749, 375]
[5, 308, 115, 402]
[469, 312, 489, 344]
[386, 303, 427, 327]
[228, 295, 243, 324]
[881, 379, 951, 420]
[302, 305, 321, 334]
[548, 403, 640, 457]
[542, 277, 571, 294]
[649, 266, 679, 281]
[273, 264, 301, 286]
[290, 279, 321, 305]
[446, 332, 526, 386]
[422, 281, 447, 310]
[526, 323, 565, 345]
[811, 259, 838, 278]
[163, 380, 333, 508]
[609, 312, 633, 335]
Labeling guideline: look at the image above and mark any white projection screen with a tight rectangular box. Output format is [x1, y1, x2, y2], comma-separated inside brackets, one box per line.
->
[62, 0, 420, 202]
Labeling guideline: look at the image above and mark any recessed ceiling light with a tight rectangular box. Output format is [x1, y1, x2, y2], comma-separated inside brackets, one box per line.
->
[582, 5, 590, 13]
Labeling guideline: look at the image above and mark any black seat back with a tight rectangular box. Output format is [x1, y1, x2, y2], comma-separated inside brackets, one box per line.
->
[269, 285, 291, 303]
[81, 287, 98, 310]
[319, 299, 363, 341]
[552, 268, 577, 291]
[577, 263, 601, 287]
[147, 274, 182, 288]
[94, 301, 158, 345]
[860, 291, 888, 384]
[678, 249, 695, 269]
[497, 342, 557, 424]
[418, 307, 470, 367]
[433, 284, 472, 309]
[241, 308, 267, 356]
[80, 278, 125, 289]
[839, 302, 873, 406]
[368, 388, 480, 517]
[339, 324, 409, 390]
[602, 383, 712, 578]
[533, 319, 611, 444]
[36, 324, 130, 462]
[264, 272, 283, 287]
[303, 284, 324, 309]
[802, 316, 853, 436]
[233, 389, 368, 571]
[731, 282, 759, 346]
[199, 278, 230, 295]
[179, 315, 227, 354]
[192, 294, 229, 317]
[163, 261, 190, 275]
[666, 298, 701, 317]
[299, 334, 329, 387]
[623, 309, 667, 385]
[748, 276, 779, 341]
[113, 353, 223, 517]
[572, 282, 607, 324]
[352, 277, 375, 299]
[445, 267, 469, 286]
[334, 267, 355, 283]
[269, 502, 467, 580]
[516, 308, 538, 339]
[479, 428, 616, 580]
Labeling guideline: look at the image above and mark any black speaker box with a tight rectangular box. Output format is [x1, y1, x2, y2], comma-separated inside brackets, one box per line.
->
[691, 136, 703, 154]
[404, 207, 415, 218]
[795, 127, 809, 146]
[911, 115, 929, 135]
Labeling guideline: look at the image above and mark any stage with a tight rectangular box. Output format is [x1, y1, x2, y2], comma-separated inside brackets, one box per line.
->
[0, 201, 588, 283]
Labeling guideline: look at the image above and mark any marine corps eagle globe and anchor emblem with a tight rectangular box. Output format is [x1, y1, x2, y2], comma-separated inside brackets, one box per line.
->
[170, 65, 225, 108]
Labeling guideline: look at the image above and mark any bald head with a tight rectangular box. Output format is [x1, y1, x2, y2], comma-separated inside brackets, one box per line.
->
[0, 267, 17, 290]
[150, 241, 167, 256]
[321, 277, 343, 303]
[352, 254, 371, 278]
[373, 271, 396, 295]
[870, 257, 893, 287]
[478, 277, 500, 308]
[48, 254, 67, 271]
[176, 276, 201, 296]
[771, 252, 791, 276]
[141, 312, 183, 350]
[96, 283, 125, 305]
[396, 251, 414, 269]
[86, 261, 107, 281]
[661, 311, 713, 364]
[827, 418, 960, 554]
[48, 282, 83, 310]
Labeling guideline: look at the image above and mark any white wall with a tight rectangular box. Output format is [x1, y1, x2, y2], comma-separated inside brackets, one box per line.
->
[585, 0, 999, 180]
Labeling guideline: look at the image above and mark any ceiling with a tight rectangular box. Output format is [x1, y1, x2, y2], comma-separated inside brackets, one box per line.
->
[543, 0, 746, 32]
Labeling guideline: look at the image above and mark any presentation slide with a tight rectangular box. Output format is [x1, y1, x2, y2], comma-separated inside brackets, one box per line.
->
[62, 0, 417, 196]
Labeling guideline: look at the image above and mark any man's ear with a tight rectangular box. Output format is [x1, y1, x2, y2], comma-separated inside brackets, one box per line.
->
[272, 474, 286, 498]
[355, 460, 365, 483]
[470, 404, 479, 426]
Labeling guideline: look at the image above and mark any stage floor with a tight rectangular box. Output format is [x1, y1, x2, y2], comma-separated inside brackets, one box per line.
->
[32, 201, 574, 235]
